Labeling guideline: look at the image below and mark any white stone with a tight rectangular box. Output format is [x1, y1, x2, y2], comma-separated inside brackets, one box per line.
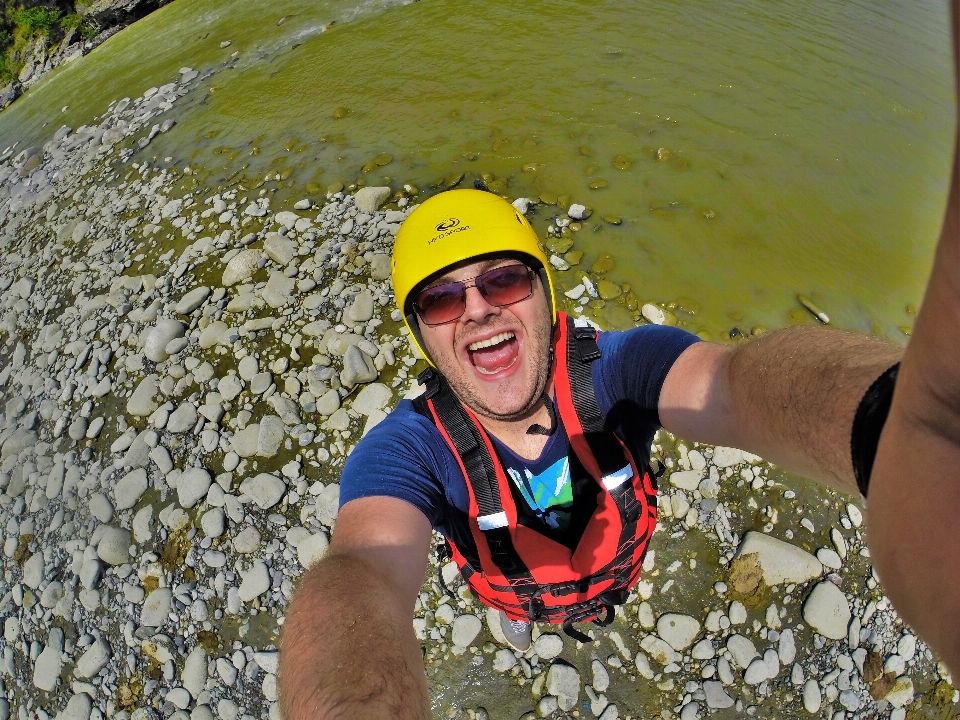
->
[492, 648, 516, 673]
[533, 633, 564, 660]
[75, 638, 111, 678]
[641, 303, 666, 324]
[22, 553, 44, 589]
[33, 644, 61, 691]
[58, 694, 93, 720]
[238, 560, 270, 601]
[898, 634, 917, 662]
[567, 203, 588, 220]
[726, 634, 759, 670]
[802, 581, 851, 640]
[257, 415, 284, 457]
[141, 588, 172, 627]
[712, 446, 750, 467]
[778, 628, 796, 665]
[97, 527, 132, 565]
[167, 688, 191, 710]
[297, 533, 329, 569]
[201, 508, 226, 538]
[691, 639, 715, 660]
[656, 613, 700, 651]
[239, 473, 286, 509]
[728, 600, 747, 625]
[178, 468, 212, 508]
[744, 657, 769, 685]
[351, 383, 392, 416]
[546, 663, 581, 712]
[115, 468, 149, 510]
[143, 319, 186, 363]
[354, 186, 391, 213]
[736, 532, 823, 585]
[816, 547, 843, 570]
[182, 646, 208, 698]
[669, 470, 702, 491]
[452, 614, 483, 648]
[703, 680, 734, 709]
[176, 286, 211, 315]
[802, 679, 822, 713]
[885, 677, 914, 708]
[847, 503, 863, 528]
[223, 249, 263, 286]
[132, 505, 154, 544]
[591, 659, 609, 692]
[127, 375, 160, 416]
[167, 402, 198, 433]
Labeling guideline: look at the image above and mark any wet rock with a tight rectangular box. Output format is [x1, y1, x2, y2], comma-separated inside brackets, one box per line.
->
[452, 614, 483, 648]
[641, 303, 666, 325]
[354, 186, 391, 213]
[533, 633, 564, 660]
[177, 468, 212, 508]
[141, 588, 172, 627]
[128, 375, 160, 416]
[341, 345, 378, 388]
[802, 581, 851, 640]
[735, 532, 823, 586]
[167, 402, 198, 433]
[591, 659, 609, 693]
[97, 527, 132, 565]
[238, 560, 270, 601]
[176, 286, 211, 315]
[75, 637, 111, 678]
[115, 468, 148, 510]
[223, 249, 263, 286]
[546, 663, 580, 712]
[239, 473, 286, 509]
[703, 681, 734, 710]
[257, 415, 284, 456]
[657, 614, 700, 651]
[143, 319, 186, 363]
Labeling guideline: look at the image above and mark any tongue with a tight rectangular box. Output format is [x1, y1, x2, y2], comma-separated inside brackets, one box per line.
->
[470, 337, 519, 374]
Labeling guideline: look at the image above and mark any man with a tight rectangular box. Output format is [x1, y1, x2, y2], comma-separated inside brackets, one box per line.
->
[280, 7, 960, 715]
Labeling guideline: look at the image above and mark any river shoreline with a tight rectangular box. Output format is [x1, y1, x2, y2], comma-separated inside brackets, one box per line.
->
[0, 66, 955, 719]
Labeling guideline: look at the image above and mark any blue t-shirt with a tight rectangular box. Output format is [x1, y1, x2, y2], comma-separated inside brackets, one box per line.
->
[340, 325, 699, 548]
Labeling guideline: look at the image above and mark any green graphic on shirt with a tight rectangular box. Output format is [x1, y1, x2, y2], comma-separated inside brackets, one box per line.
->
[507, 456, 572, 530]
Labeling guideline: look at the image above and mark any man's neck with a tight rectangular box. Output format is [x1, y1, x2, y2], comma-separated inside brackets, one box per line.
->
[471, 379, 557, 462]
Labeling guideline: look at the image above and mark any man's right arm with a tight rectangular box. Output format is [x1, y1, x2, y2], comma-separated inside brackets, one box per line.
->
[278, 496, 434, 720]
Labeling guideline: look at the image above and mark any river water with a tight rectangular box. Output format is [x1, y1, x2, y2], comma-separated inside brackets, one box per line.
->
[1, 0, 955, 338]
[0, 1, 956, 718]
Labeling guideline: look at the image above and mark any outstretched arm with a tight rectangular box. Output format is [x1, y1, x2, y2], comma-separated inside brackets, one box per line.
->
[658, 330, 900, 497]
[869, 1, 960, 671]
[279, 496, 434, 720]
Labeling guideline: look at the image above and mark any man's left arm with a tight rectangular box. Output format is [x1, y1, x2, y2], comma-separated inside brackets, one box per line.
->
[657, 327, 901, 496]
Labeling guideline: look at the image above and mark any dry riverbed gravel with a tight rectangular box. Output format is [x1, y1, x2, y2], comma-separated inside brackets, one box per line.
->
[0, 67, 957, 720]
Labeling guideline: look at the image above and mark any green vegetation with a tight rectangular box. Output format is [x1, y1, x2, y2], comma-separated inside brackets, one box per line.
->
[0, 2, 100, 87]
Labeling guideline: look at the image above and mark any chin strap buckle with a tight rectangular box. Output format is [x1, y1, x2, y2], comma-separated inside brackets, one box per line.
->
[417, 367, 441, 399]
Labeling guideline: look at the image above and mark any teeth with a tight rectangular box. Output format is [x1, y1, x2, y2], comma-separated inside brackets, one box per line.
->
[468, 332, 515, 352]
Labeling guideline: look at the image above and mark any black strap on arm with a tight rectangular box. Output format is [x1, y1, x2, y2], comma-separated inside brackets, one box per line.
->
[851, 362, 899, 498]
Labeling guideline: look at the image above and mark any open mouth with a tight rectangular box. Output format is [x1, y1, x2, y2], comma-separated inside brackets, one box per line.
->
[466, 331, 519, 375]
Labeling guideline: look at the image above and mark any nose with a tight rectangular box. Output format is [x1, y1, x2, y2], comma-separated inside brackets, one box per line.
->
[460, 283, 500, 324]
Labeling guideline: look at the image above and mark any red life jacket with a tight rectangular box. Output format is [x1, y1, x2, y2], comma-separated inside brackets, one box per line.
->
[413, 312, 658, 641]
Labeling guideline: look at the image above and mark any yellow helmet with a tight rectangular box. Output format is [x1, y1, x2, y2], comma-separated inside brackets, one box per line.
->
[392, 188, 556, 364]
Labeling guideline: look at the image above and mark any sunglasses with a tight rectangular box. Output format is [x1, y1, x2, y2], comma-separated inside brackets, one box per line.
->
[413, 264, 536, 326]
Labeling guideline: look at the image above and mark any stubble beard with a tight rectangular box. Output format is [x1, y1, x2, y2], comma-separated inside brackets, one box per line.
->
[430, 311, 554, 423]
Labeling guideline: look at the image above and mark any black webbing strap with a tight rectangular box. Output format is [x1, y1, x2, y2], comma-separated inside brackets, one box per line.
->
[422, 373, 538, 583]
[565, 318, 630, 479]
[564, 316, 648, 568]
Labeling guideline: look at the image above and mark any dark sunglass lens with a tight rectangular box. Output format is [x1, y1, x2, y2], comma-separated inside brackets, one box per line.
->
[417, 283, 466, 324]
[478, 266, 533, 306]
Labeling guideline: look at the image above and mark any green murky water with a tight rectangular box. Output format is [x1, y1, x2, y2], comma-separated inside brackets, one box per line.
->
[1, 0, 955, 338]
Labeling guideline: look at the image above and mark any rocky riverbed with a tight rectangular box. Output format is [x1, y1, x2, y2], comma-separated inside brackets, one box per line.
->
[0, 65, 956, 720]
